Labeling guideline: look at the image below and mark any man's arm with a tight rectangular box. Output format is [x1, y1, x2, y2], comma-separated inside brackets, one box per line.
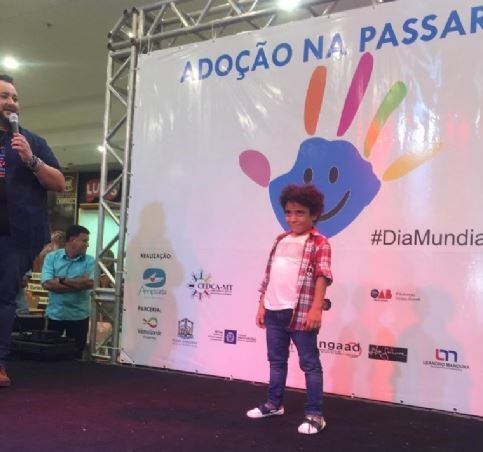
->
[62, 257, 95, 291]
[43, 274, 93, 293]
[255, 295, 266, 329]
[32, 163, 65, 192]
[41, 255, 71, 293]
[40, 252, 76, 293]
[61, 273, 94, 291]
[10, 133, 65, 192]
[42, 278, 75, 293]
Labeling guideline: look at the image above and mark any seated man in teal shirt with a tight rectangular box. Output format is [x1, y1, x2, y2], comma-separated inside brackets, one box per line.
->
[41, 225, 95, 358]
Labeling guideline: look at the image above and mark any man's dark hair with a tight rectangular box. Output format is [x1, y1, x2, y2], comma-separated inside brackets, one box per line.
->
[0, 74, 14, 84]
[279, 184, 324, 221]
[66, 225, 90, 242]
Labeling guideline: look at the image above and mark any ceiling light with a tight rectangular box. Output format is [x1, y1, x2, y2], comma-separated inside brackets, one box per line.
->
[2, 56, 20, 70]
[278, 0, 301, 11]
[120, 25, 135, 39]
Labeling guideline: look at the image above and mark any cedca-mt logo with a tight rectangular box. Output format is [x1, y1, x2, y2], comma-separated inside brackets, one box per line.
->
[187, 270, 210, 300]
[139, 268, 167, 297]
[187, 270, 233, 301]
[239, 52, 441, 237]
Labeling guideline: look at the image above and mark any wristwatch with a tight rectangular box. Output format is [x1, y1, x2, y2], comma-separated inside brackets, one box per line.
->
[59, 277, 66, 285]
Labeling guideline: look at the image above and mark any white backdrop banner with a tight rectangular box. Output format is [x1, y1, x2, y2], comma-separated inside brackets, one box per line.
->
[120, 0, 483, 416]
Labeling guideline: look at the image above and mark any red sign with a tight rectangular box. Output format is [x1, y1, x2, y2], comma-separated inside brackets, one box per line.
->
[86, 179, 119, 203]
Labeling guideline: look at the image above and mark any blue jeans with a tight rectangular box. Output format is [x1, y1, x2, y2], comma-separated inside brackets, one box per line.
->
[265, 308, 323, 416]
[0, 236, 32, 368]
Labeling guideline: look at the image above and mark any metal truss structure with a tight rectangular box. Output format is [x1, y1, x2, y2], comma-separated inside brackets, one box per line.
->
[91, 0, 396, 362]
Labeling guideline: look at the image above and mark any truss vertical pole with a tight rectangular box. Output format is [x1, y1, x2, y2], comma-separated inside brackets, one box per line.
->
[110, 9, 141, 364]
[88, 53, 113, 360]
[91, 8, 141, 363]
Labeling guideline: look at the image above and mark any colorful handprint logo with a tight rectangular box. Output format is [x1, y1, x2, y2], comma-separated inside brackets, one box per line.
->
[239, 52, 441, 237]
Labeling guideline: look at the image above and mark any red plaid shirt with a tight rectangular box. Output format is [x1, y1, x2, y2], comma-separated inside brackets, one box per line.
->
[259, 228, 333, 330]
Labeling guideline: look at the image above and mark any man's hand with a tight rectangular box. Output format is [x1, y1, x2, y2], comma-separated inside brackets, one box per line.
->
[256, 302, 266, 329]
[304, 307, 322, 331]
[304, 275, 327, 330]
[62, 273, 93, 290]
[11, 133, 33, 163]
[76, 273, 91, 283]
[42, 278, 71, 293]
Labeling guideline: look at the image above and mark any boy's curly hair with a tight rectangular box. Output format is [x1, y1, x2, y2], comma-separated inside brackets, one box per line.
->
[279, 184, 324, 222]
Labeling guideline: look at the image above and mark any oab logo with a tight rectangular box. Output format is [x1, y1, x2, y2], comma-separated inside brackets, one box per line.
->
[370, 288, 392, 302]
[139, 268, 167, 298]
[239, 52, 440, 237]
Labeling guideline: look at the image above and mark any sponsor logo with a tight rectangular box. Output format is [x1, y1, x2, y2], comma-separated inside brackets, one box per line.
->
[318, 340, 362, 358]
[187, 270, 233, 301]
[143, 268, 166, 288]
[394, 291, 420, 302]
[137, 306, 161, 313]
[143, 317, 158, 328]
[224, 329, 237, 344]
[368, 344, 408, 363]
[237, 333, 256, 344]
[172, 318, 197, 347]
[208, 329, 255, 344]
[140, 250, 172, 260]
[370, 289, 421, 302]
[137, 316, 161, 339]
[370, 289, 392, 302]
[178, 318, 194, 339]
[208, 329, 224, 342]
[139, 268, 167, 298]
[423, 348, 469, 371]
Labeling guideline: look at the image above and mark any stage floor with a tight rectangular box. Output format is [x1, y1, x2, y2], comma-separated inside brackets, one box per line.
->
[1, 359, 481, 451]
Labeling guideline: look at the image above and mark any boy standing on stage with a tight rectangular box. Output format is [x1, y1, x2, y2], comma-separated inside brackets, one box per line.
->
[247, 184, 333, 435]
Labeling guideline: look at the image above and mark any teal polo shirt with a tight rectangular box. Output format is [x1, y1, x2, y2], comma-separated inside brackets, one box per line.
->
[41, 249, 95, 321]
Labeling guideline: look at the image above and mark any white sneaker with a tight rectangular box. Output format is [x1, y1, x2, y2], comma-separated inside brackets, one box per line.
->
[246, 403, 284, 419]
[298, 415, 326, 434]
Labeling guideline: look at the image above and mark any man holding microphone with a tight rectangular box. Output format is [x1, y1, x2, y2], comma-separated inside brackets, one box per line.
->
[0, 74, 65, 387]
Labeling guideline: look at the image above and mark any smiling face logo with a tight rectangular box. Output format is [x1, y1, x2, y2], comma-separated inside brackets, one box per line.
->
[239, 52, 441, 237]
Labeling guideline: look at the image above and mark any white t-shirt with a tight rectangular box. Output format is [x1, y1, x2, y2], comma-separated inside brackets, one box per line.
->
[264, 233, 308, 310]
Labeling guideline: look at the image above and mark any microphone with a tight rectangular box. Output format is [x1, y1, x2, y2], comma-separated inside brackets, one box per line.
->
[8, 112, 19, 134]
